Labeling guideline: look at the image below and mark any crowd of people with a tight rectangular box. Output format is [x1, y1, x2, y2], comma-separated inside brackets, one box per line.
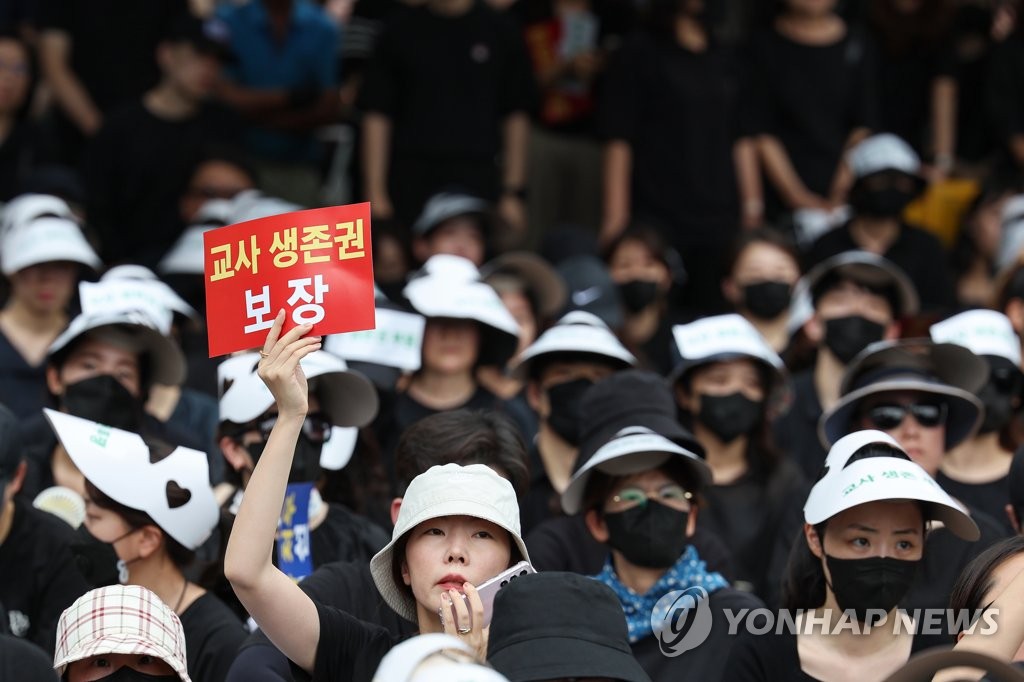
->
[3, 0, 1024, 681]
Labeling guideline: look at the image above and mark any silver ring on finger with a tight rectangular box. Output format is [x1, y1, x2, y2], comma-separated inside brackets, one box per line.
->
[457, 626, 472, 635]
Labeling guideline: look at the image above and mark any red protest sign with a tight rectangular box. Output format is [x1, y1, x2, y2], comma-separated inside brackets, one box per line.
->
[203, 203, 375, 357]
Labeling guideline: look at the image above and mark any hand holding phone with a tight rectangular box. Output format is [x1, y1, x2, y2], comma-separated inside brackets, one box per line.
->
[438, 561, 536, 630]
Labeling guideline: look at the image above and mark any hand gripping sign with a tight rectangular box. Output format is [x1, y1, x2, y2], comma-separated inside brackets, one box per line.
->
[203, 203, 375, 356]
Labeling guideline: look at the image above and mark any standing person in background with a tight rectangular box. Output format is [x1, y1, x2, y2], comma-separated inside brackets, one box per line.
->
[748, 0, 876, 218]
[0, 33, 41, 201]
[599, 0, 758, 312]
[360, 0, 536, 235]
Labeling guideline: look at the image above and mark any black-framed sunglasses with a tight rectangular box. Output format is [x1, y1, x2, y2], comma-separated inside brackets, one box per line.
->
[238, 412, 333, 443]
[862, 402, 948, 430]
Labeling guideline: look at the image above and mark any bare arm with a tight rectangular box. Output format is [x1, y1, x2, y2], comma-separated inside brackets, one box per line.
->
[224, 313, 323, 674]
[600, 139, 631, 244]
[362, 112, 393, 218]
[38, 30, 101, 136]
[930, 76, 957, 177]
[827, 127, 871, 206]
[734, 136, 763, 229]
[498, 112, 530, 233]
[757, 134, 827, 210]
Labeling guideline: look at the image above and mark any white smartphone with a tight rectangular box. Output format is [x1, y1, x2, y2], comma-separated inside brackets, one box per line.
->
[438, 561, 536, 629]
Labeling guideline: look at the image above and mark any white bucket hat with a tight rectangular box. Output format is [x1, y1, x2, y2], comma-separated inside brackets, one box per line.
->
[49, 308, 187, 387]
[509, 311, 637, 381]
[44, 409, 219, 550]
[1, 216, 101, 275]
[930, 309, 1022, 366]
[218, 350, 379, 429]
[101, 265, 199, 323]
[54, 585, 190, 681]
[0, 193, 74, 237]
[403, 255, 520, 367]
[804, 430, 979, 541]
[369, 463, 529, 622]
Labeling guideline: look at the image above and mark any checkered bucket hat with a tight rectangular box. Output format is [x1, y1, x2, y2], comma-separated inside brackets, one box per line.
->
[53, 585, 190, 681]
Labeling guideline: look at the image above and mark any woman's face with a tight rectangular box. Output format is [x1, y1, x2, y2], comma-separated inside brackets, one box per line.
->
[979, 552, 1024, 661]
[421, 318, 480, 375]
[0, 38, 30, 116]
[401, 514, 513, 624]
[9, 261, 78, 315]
[680, 358, 765, 411]
[499, 289, 536, 355]
[83, 494, 137, 563]
[608, 238, 669, 288]
[53, 337, 143, 398]
[819, 500, 924, 562]
[67, 653, 176, 682]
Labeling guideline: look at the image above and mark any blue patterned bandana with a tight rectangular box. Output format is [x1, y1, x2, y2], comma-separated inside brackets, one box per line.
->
[593, 545, 729, 643]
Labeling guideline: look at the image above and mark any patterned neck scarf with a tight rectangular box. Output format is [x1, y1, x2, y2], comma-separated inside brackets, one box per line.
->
[593, 545, 729, 643]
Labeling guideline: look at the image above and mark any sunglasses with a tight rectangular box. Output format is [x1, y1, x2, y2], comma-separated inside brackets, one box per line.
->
[240, 412, 333, 443]
[862, 402, 948, 430]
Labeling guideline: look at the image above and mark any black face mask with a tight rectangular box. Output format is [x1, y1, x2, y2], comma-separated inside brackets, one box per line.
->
[825, 555, 919, 624]
[545, 378, 593, 446]
[698, 392, 762, 444]
[62, 375, 143, 431]
[618, 280, 660, 313]
[246, 434, 323, 484]
[742, 281, 792, 320]
[604, 500, 690, 569]
[850, 187, 916, 219]
[823, 316, 886, 364]
[102, 666, 179, 682]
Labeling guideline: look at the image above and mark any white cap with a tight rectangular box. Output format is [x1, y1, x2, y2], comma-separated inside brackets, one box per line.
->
[319, 426, 358, 471]
[804, 430, 979, 541]
[229, 190, 303, 224]
[848, 134, 921, 179]
[217, 350, 378, 428]
[44, 409, 219, 550]
[509, 311, 637, 381]
[100, 265, 197, 322]
[1, 217, 101, 275]
[0, 193, 74, 237]
[930, 309, 1022, 366]
[369, 464, 528, 621]
[668, 313, 785, 383]
[372, 634, 475, 682]
[324, 307, 426, 372]
[561, 426, 709, 515]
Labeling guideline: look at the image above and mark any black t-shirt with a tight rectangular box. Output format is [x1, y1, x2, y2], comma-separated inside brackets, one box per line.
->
[746, 26, 877, 198]
[178, 592, 248, 682]
[35, 0, 187, 113]
[700, 457, 808, 595]
[0, 120, 43, 202]
[311, 602, 403, 682]
[0, 498, 91, 655]
[83, 100, 238, 267]
[359, 0, 536, 162]
[936, 472, 1016, 537]
[987, 36, 1024, 147]
[723, 622, 945, 681]
[772, 370, 828, 481]
[804, 222, 956, 314]
[519, 441, 560, 535]
[634, 588, 764, 682]
[0, 328, 50, 420]
[597, 30, 744, 237]
[0, 634, 56, 682]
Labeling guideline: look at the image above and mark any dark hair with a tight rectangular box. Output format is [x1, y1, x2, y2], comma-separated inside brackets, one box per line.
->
[810, 271, 900, 319]
[188, 144, 260, 189]
[724, 228, 799, 280]
[781, 443, 918, 610]
[580, 456, 705, 516]
[867, 0, 954, 58]
[84, 446, 196, 571]
[602, 224, 671, 270]
[527, 351, 626, 383]
[948, 536, 1024, 632]
[394, 409, 529, 497]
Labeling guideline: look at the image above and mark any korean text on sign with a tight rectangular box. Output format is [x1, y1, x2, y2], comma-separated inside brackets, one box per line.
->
[203, 203, 375, 357]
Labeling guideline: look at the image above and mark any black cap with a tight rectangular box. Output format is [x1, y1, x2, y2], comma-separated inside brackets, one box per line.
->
[0, 404, 22, 480]
[577, 370, 703, 466]
[164, 14, 234, 62]
[487, 572, 652, 682]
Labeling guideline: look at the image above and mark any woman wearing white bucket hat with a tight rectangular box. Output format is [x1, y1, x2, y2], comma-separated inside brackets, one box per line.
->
[725, 430, 982, 681]
[226, 313, 530, 681]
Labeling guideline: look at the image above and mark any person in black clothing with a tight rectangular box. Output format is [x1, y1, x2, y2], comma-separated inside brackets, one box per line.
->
[671, 313, 807, 595]
[82, 14, 238, 267]
[507, 310, 636, 533]
[724, 431, 981, 681]
[599, 0, 757, 308]
[0, 34, 41, 201]
[360, 0, 536, 234]
[804, 134, 956, 313]
[773, 250, 917, 480]
[0, 404, 90, 657]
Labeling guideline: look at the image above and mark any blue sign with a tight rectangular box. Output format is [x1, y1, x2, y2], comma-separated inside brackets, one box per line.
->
[277, 482, 313, 581]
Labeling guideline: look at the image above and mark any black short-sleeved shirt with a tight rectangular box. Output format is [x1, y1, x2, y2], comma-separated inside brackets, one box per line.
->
[35, 0, 187, 112]
[0, 498, 91, 655]
[311, 602, 402, 682]
[83, 100, 239, 267]
[804, 222, 956, 314]
[179, 592, 248, 682]
[746, 27, 877, 198]
[936, 472, 1016, 537]
[0, 329, 50, 420]
[772, 370, 828, 481]
[700, 457, 808, 594]
[358, 0, 536, 162]
[597, 30, 743, 237]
